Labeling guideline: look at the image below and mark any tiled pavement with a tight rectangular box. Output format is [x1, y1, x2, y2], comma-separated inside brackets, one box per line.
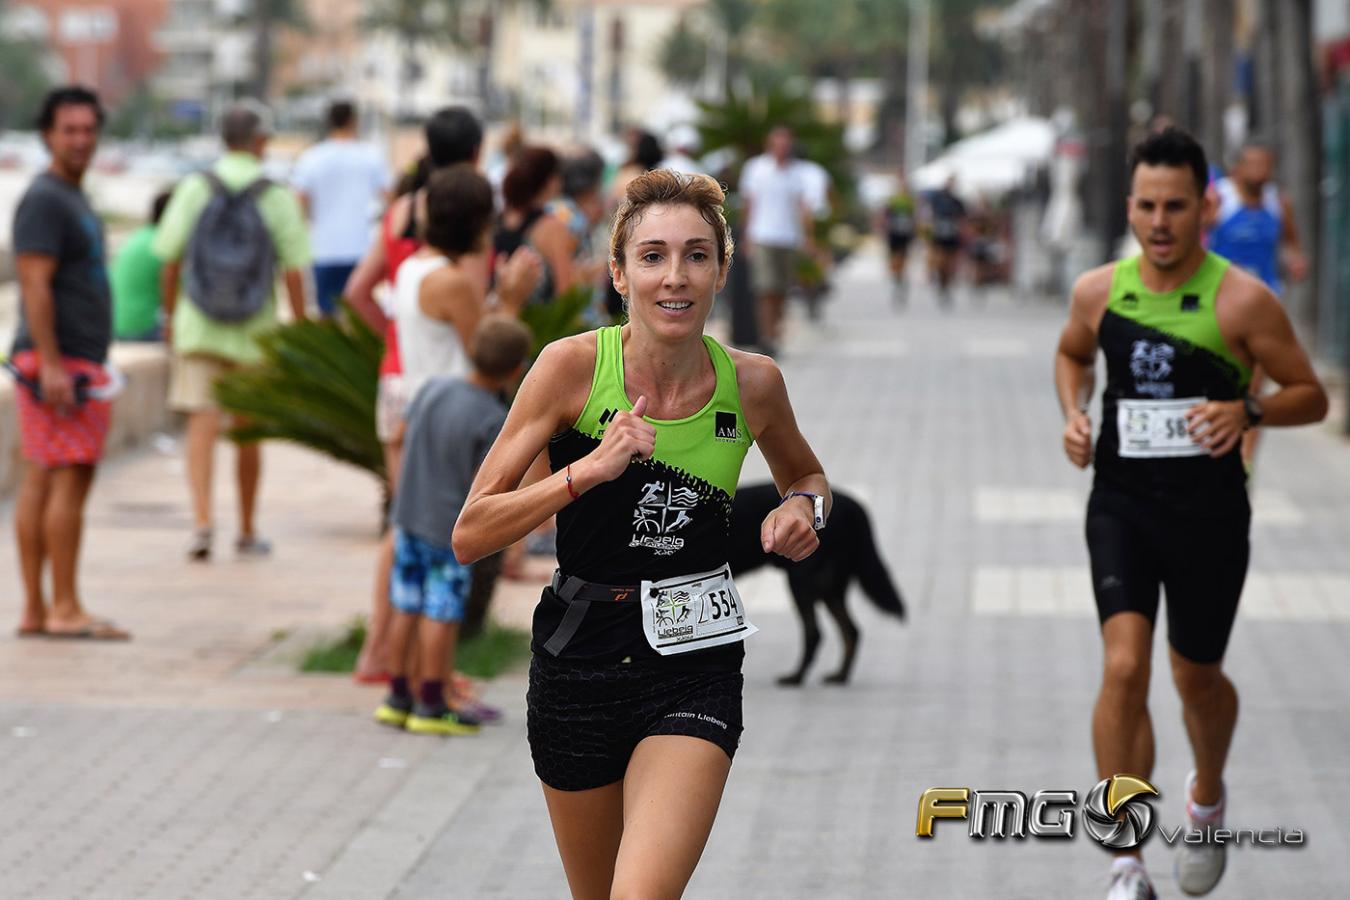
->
[2, 248, 1348, 898]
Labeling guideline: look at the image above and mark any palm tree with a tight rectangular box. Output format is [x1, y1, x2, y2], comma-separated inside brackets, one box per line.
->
[251, 0, 309, 102]
[760, 0, 864, 121]
[657, 15, 709, 89]
[696, 81, 850, 194]
[706, 0, 757, 95]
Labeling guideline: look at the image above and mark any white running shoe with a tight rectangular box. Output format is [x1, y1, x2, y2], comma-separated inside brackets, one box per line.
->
[1175, 770, 1227, 896]
[1107, 860, 1157, 900]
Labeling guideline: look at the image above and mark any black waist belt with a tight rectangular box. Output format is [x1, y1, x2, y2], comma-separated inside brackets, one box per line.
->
[543, 570, 640, 657]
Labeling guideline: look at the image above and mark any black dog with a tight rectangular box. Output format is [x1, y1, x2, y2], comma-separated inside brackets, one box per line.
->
[729, 483, 906, 686]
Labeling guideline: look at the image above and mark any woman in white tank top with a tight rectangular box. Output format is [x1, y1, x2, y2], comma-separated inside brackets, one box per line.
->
[392, 165, 541, 406]
[394, 252, 464, 400]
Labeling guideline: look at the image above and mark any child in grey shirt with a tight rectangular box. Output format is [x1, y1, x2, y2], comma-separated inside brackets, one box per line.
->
[375, 315, 532, 734]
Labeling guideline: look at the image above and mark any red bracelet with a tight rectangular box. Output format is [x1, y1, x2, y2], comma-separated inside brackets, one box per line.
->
[565, 464, 580, 500]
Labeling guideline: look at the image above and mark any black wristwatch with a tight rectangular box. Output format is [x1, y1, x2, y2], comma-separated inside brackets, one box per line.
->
[1242, 394, 1264, 429]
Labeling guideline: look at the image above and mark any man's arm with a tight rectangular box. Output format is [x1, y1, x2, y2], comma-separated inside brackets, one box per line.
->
[267, 186, 311, 321]
[1243, 293, 1327, 426]
[291, 153, 314, 219]
[1236, 280, 1327, 427]
[150, 176, 208, 346]
[160, 260, 181, 345]
[1186, 277, 1327, 456]
[283, 269, 306, 322]
[799, 198, 816, 254]
[1055, 267, 1110, 468]
[15, 253, 74, 408]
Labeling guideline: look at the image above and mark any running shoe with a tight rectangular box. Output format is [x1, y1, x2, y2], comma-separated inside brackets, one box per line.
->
[187, 527, 212, 562]
[1175, 770, 1226, 896]
[1107, 861, 1156, 900]
[236, 534, 273, 558]
[373, 692, 412, 729]
[406, 702, 481, 736]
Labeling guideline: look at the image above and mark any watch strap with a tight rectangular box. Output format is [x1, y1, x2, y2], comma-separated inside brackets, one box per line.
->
[1243, 394, 1264, 429]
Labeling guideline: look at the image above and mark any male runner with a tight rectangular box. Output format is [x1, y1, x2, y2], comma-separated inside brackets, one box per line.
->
[1054, 128, 1327, 900]
[1207, 140, 1308, 469]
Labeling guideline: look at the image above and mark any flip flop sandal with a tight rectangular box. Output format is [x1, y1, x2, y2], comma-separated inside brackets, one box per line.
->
[15, 626, 46, 638]
[44, 619, 131, 641]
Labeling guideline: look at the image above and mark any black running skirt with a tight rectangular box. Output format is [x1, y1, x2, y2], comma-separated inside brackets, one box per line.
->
[527, 653, 744, 791]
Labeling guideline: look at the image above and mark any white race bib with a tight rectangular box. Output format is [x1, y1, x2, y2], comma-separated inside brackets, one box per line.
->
[639, 564, 757, 656]
[1117, 397, 1207, 459]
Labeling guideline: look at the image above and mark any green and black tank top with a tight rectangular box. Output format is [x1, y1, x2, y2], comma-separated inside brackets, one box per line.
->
[1094, 252, 1252, 513]
[536, 325, 755, 664]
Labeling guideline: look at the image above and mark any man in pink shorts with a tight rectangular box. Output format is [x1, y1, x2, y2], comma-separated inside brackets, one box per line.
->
[8, 86, 128, 641]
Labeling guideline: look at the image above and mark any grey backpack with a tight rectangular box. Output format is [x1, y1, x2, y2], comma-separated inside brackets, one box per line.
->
[184, 171, 276, 322]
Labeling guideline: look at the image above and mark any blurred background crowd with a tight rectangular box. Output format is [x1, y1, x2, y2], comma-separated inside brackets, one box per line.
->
[0, 2, 1346, 362]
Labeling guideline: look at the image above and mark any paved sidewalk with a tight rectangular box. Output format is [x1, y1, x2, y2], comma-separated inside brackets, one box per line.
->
[3, 248, 1349, 898]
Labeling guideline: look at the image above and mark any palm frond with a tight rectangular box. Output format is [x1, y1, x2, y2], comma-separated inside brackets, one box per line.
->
[214, 302, 385, 482]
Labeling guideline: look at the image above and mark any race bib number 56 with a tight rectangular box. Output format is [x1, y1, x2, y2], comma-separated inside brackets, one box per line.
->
[1117, 397, 1207, 459]
[639, 564, 758, 656]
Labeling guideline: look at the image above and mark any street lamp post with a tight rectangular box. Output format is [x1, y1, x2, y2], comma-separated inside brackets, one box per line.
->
[904, 0, 929, 176]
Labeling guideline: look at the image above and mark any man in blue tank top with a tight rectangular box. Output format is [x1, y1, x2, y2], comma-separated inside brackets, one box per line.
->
[1207, 140, 1306, 297]
[1206, 140, 1308, 469]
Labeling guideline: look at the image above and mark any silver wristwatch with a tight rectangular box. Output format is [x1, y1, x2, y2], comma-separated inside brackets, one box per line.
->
[782, 491, 826, 531]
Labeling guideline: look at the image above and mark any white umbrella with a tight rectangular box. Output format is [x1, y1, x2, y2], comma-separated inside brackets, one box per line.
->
[912, 116, 1056, 198]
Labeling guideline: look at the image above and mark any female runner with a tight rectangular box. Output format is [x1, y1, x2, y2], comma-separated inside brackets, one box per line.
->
[454, 169, 830, 899]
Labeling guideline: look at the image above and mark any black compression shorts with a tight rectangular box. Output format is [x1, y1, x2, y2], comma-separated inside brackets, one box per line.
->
[526, 654, 744, 792]
[1086, 484, 1250, 664]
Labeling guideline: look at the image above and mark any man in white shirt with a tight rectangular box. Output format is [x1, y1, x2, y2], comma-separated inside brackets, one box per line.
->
[739, 126, 813, 353]
[292, 101, 391, 316]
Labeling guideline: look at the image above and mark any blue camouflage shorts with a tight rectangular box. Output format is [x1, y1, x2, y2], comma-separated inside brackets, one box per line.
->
[390, 528, 472, 623]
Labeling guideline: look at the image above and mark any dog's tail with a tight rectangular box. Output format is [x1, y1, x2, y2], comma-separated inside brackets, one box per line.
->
[853, 512, 906, 620]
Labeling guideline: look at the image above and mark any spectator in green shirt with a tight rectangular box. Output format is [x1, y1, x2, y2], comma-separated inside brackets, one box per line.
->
[110, 190, 171, 341]
[153, 99, 311, 562]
